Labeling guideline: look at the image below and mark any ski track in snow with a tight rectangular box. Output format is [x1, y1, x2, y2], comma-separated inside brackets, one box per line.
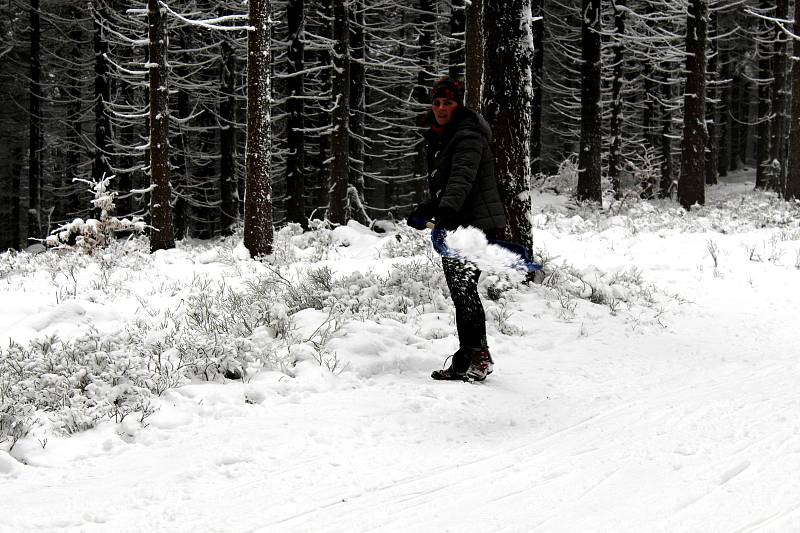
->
[2, 176, 800, 532]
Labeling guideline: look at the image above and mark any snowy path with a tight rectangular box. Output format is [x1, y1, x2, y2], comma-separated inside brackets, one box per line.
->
[3, 179, 800, 532]
[4, 270, 799, 532]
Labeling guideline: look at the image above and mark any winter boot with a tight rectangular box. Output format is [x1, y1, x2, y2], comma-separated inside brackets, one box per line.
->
[431, 348, 470, 381]
[466, 348, 493, 382]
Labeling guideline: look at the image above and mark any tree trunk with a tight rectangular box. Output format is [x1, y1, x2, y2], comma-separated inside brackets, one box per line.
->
[482, 0, 534, 249]
[12, 146, 22, 249]
[678, 0, 708, 210]
[449, 0, 465, 81]
[531, 0, 543, 178]
[148, 0, 175, 252]
[464, 0, 482, 110]
[66, 7, 83, 218]
[737, 75, 751, 168]
[705, 9, 718, 186]
[172, 33, 190, 241]
[28, 0, 42, 242]
[577, 0, 602, 203]
[93, 1, 111, 185]
[772, 0, 790, 193]
[348, 0, 369, 226]
[786, 0, 800, 200]
[220, 38, 238, 235]
[658, 71, 675, 198]
[718, 38, 730, 178]
[243, 0, 274, 256]
[328, 0, 350, 225]
[285, 0, 306, 226]
[414, 0, 436, 186]
[609, 0, 626, 200]
[754, 0, 772, 190]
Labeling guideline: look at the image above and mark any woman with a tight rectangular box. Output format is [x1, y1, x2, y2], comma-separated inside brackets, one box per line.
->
[409, 77, 507, 381]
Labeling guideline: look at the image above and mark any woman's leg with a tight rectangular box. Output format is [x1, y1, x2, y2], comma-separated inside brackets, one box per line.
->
[441, 257, 486, 350]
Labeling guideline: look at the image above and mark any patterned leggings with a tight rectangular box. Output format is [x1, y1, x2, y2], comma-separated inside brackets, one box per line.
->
[442, 257, 487, 350]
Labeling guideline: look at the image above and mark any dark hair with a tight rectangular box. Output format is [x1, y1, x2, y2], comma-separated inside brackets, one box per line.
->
[431, 76, 465, 105]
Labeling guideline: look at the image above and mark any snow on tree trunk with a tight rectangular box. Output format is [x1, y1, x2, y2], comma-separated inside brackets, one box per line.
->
[328, 0, 350, 225]
[148, 0, 175, 252]
[576, 0, 602, 204]
[678, 0, 708, 210]
[786, 0, 800, 201]
[464, 0, 483, 110]
[482, 0, 534, 249]
[285, 0, 306, 227]
[243, 0, 274, 257]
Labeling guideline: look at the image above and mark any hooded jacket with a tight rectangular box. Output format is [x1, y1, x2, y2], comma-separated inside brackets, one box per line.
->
[422, 108, 507, 232]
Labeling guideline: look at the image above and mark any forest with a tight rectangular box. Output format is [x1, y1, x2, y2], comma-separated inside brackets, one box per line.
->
[2, 0, 800, 254]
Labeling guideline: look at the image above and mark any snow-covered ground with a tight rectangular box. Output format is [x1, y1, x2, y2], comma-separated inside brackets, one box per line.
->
[2, 172, 800, 532]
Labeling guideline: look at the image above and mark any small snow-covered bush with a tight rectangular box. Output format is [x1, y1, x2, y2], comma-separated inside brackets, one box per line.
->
[381, 222, 430, 258]
[0, 331, 154, 446]
[535, 153, 578, 195]
[46, 175, 147, 254]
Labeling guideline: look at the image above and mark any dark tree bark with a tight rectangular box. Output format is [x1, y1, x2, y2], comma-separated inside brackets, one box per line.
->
[285, 0, 306, 226]
[464, 0, 482, 110]
[736, 75, 751, 168]
[482, 0, 534, 249]
[641, 2, 659, 199]
[28, 0, 42, 241]
[609, 0, 626, 200]
[449, 0, 465, 81]
[219, 38, 238, 235]
[718, 38, 730, 178]
[531, 0, 543, 178]
[414, 0, 436, 104]
[678, 0, 708, 210]
[754, 0, 772, 190]
[705, 9, 719, 186]
[147, 0, 175, 252]
[576, 0, 602, 203]
[348, 0, 369, 226]
[786, 0, 800, 200]
[11, 146, 22, 249]
[66, 6, 83, 217]
[771, 0, 790, 193]
[243, 0, 274, 256]
[172, 33, 190, 241]
[93, 1, 111, 185]
[328, 0, 350, 225]
[414, 0, 436, 185]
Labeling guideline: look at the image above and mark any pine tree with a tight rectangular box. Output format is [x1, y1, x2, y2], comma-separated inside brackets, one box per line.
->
[148, 0, 175, 252]
[482, 0, 534, 248]
[243, 0, 273, 256]
[786, 0, 800, 200]
[576, 0, 602, 203]
[678, 0, 708, 209]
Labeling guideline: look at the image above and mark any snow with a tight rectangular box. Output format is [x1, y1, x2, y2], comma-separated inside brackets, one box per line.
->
[2, 173, 800, 531]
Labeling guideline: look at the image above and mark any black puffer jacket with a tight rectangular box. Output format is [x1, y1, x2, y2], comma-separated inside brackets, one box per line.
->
[422, 108, 507, 232]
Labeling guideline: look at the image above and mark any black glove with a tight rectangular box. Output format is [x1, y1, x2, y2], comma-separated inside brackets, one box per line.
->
[434, 206, 459, 230]
[407, 200, 436, 230]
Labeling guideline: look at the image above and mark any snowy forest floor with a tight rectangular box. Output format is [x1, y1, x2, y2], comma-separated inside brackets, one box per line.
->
[2, 171, 800, 532]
